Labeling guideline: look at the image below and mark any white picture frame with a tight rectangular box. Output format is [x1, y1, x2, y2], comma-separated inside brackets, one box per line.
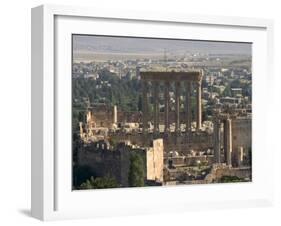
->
[31, 4, 274, 221]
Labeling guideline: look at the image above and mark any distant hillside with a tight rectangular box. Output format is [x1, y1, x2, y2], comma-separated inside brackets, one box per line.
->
[73, 35, 252, 55]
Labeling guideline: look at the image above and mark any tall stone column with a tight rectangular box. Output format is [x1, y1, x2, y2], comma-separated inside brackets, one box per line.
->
[225, 118, 232, 166]
[164, 81, 170, 134]
[213, 119, 221, 163]
[223, 120, 227, 162]
[237, 146, 244, 167]
[175, 81, 180, 134]
[185, 81, 191, 133]
[112, 105, 117, 124]
[153, 81, 159, 135]
[196, 80, 202, 130]
[142, 80, 148, 135]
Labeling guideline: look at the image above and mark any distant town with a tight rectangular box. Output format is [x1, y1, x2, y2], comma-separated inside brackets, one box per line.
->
[72, 35, 252, 190]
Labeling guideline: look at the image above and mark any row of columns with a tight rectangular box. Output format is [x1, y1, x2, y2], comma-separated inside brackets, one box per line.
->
[213, 117, 233, 166]
[142, 80, 202, 135]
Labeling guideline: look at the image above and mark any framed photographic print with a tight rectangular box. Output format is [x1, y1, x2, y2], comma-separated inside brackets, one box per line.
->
[31, 4, 274, 221]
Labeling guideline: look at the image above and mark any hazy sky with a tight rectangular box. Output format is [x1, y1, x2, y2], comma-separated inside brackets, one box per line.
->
[73, 35, 252, 55]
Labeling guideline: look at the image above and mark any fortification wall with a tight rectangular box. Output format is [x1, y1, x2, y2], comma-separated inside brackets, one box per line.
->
[78, 147, 129, 186]
[110, 131, 213, 154]
[77, 140, 163, 187]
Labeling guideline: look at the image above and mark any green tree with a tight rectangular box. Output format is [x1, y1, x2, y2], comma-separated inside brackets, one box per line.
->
[73, 165, 96, 188]
[219, 175, 245, 183]
[80, 176, 118, 189]
[72, 70, 142, 112]
[129, 153, 145, 187]
[138, 95, 142, 111]
[230, 79, 242, 88]
[222, 85, 232, 97]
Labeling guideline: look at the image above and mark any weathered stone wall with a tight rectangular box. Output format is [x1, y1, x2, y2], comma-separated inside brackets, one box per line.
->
[110, 131, 213, 154]
[78, 145, 129, 186]
[164, 132, 213, 154]
[90, 106, 113, 128]
[165, 155, 214, 166]
[90, 106, 142, 125]
[118, 111, 142, 123]
[231, 118, 252, 166]
[146, 139, 164, 182]
[204, 165, 251, 183]
[90, 107, 198, 125]
[164, 165, 251, 185]
[214, 167, 251, 180]
[146, 112, 194, 124]
[232, 118, 251, 151]
[77, 140, 164, 187]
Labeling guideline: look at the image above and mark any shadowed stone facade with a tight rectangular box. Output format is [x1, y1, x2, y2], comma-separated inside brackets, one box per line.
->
[77, 139, 164, 187]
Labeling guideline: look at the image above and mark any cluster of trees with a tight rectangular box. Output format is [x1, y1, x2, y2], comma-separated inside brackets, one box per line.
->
[128, 153, 145, 187]
[219, 175, 246, 183]
[80, 176, 118, 189]
[72, 109, 86, 133]
[73, 69, 141, 112]
[73, 165, 96, 188]
[73, 165, 120, 190]
[222, 79, 252, 97]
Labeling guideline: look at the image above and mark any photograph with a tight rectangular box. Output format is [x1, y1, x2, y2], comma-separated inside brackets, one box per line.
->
[71, 34, 252, 190]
